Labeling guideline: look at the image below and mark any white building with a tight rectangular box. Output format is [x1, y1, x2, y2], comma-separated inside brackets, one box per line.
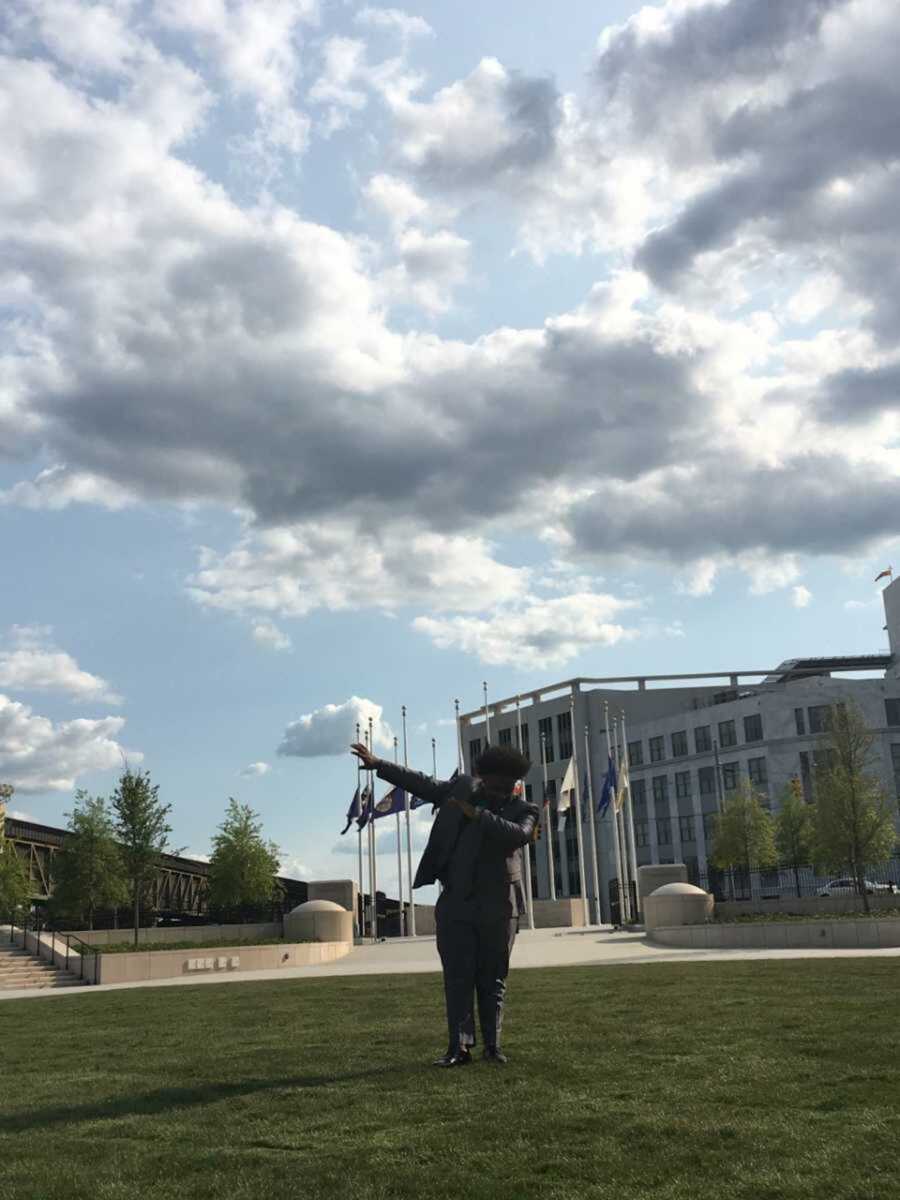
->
[459, 578, 900, 921]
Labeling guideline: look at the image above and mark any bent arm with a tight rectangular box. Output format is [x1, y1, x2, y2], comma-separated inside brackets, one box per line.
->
[477, 803, 539, 850]
[375, 760, 459, 807]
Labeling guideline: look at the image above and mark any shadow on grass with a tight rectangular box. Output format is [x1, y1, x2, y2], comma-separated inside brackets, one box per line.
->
[4, 1065, 417, 1133]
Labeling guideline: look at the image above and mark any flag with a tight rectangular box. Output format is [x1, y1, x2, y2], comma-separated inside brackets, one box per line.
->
[581, 771, 591, 821]
[598, 754, 617, 818]
[558, 758, 575, 814]
[340, 786, 362, 835]
[356, 785, 374, 830]
[875, 567, 893, 582]
[372, 786, 408, 820]
[615, 756, 629, 814]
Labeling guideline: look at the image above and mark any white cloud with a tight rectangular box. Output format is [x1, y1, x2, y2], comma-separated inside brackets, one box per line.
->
[239, 761, 271, 777]
[0, 626, 122, 704]
[791, 585, 812, 608]
[0, 694, 141, 794]
[414, 591, 640, 669]
[251, 620, 292, 651]
[278, 696, 394, 759]
[0, 465, 137, 511]
[355, 8, 433, 43]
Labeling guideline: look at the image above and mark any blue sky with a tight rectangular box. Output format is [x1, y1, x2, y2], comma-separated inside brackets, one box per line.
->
[1, 0, 898, 903]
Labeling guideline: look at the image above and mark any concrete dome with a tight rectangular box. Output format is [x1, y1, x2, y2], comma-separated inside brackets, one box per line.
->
[289, 899, 345, 915]
[649, 882, 709, 897]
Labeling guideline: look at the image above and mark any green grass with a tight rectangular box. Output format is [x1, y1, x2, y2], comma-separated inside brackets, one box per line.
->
[3, 960, 900, 1200]
[97, 937, 311, 954]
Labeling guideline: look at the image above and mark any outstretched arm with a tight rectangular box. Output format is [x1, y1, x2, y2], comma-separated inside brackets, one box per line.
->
[350, 743, 458, 807]
[472, 802, 539, 851]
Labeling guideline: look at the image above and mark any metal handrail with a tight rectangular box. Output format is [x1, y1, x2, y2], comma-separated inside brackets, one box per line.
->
[6, 908, 100, 984]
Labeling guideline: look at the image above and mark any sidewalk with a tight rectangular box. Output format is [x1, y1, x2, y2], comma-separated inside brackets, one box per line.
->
[3, 925, 900, 1002]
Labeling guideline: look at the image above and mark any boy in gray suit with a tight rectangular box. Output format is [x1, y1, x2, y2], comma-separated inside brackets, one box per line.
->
[351, 740, 538, 1067]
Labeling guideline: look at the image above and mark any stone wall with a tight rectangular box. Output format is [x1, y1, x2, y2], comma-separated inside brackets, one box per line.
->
[68, 922, 282, 947]
[94, 940, 351, 985]
[650, 918, 900, 950]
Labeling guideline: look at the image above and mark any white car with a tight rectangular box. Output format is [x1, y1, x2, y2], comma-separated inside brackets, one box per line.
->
[818, 877, 892, 896]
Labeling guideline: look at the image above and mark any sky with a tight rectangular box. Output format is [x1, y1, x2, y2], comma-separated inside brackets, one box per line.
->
[1, 0, 899, 906]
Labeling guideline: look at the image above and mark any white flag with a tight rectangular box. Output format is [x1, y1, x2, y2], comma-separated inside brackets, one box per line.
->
[558, 757, 575, 813]
[615, 757, 629, 813]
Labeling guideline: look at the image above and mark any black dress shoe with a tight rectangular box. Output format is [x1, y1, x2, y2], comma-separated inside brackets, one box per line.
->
[481, 1048, 507, 1064]
[432, 1049, 472, 1067]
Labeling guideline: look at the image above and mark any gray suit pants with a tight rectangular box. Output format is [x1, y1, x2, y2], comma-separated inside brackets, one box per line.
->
[435, 892, 518, 1053]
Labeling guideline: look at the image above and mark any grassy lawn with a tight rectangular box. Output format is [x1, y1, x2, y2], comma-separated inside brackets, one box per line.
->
[3, 959, 900, 1200]
[96, 937, 310, 954]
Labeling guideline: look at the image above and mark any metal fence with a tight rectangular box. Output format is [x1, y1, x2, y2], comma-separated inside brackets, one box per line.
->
[689, 858, 900, 902]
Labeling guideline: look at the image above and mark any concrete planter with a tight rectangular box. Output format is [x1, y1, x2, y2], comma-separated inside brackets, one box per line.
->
[649, 918, 900, 950]
[94, 939, 351, 985]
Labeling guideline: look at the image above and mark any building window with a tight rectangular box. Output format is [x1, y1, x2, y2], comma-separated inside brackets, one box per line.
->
[743, 714, 763, 743]
[656, 818, 672, 845]
[649, 735, 665, 763]
[675, 770, 691, 800]
[698, 766, 716, 797]
[892, 744, 900, 797]
[539, 717, 555, 763]
[468, 738, 482, 770]
[808, 705, 831, 735]
[718, 720, 737, 748]
[694, 725, 712, 754]
[635, 820, 649, 848]
[628, 740, 644, 767]
[519, 723, 530, 759]
[525, 784, 533, 805]
[722, 762, 739, 791]
[652, 775, 668, 804]
[794, 708, 805, 736]
[556, 713, 573, 760]
[702, 812, 718, 841]
[747, 757, 768, 789]
[671, 730, 688, 758]
[679, 815, 696, 844]
[544, 778, 557, 808]
[498, 727, 512, 746]
[630, 777, 646, 811]
[813, 748, 836, 774]
[885, 699, 900, 727]
[799, 751, 813, 802]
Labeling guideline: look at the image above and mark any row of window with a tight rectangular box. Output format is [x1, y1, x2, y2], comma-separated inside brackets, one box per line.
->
[630, 757, 768, 806]
[628, 714, 763, 765]
[634, 812, 718, 849]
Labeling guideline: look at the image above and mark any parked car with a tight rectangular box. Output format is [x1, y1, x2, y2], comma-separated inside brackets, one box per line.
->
[818, 877, 892, 896]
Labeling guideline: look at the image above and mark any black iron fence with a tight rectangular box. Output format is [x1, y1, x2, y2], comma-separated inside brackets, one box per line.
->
[689, 858, 900, 903]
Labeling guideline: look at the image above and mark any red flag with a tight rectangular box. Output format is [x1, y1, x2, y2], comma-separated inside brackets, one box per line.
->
[875, 567, 893, 582]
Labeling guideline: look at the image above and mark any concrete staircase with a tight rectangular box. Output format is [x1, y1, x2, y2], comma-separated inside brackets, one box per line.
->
[0, 942, 85, 991]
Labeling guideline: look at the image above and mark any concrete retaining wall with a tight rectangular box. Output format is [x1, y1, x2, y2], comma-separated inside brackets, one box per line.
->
[95, 940, 351, 985]
[650, 919, 900, 950]
[67, 922, 282, 947]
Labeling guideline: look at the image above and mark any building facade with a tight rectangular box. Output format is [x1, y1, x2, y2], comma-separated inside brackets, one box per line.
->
[459, 578, 900, 922]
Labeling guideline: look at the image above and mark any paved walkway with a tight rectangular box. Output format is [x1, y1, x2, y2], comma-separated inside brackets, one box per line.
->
[3, 926, 900, 1002]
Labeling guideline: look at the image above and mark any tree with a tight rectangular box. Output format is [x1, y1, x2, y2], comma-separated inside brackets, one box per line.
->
[111, 769, 172, 946]
[775, 778, 815, 898]
[0, 781, 30, 916]
[208, 799, 282, 921]
[709, 782, 777, 880]
[812, 701, 897, 913]
[49, 791, 128, 930]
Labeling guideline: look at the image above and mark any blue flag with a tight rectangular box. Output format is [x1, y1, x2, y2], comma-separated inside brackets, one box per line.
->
[356, 785, 374, 830]
[340, 786, 362, 835]
[598, 754, 617, 818]
[372, 786, 409, 820]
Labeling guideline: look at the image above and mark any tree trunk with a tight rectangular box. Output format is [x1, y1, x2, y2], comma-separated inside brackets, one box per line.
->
[794, 863, 801, 898]
[133, 883, 140, 948]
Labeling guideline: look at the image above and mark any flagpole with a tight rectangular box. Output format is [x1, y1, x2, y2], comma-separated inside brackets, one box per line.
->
[402, 705, 416, 937]
[604, 702, 626, 927]
[393, 735, 404, 938]
[541, 731, 557, 902]
[613, 716, 632, 923]
[482, 681, 491, 742]
[454, 698, 463, 772]
[569, 691, 590, 927]
[621, 709, 640, 923]
[368, 716, 378, 939]
[431, 737, 437, 778]
[516, 695, 535, 930]
[356, 720, 363, 939]
[583, 724, 602, 926]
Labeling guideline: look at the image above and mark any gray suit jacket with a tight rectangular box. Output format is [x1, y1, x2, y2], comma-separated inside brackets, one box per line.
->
[374, 761, 539, 916]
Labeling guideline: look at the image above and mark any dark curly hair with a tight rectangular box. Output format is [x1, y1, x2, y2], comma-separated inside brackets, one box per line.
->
[474, 744, 531, 781]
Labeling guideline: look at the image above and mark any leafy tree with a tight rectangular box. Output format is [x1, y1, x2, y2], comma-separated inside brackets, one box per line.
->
[49, 791, 128, 930]
[0, 781, 30, 916]
[813, 701, 897, 913]
[208, 799, 282, 921]
[710, 782, 777, 881]
[775, 779, 815, 898]
[111, 769, 172, 946]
